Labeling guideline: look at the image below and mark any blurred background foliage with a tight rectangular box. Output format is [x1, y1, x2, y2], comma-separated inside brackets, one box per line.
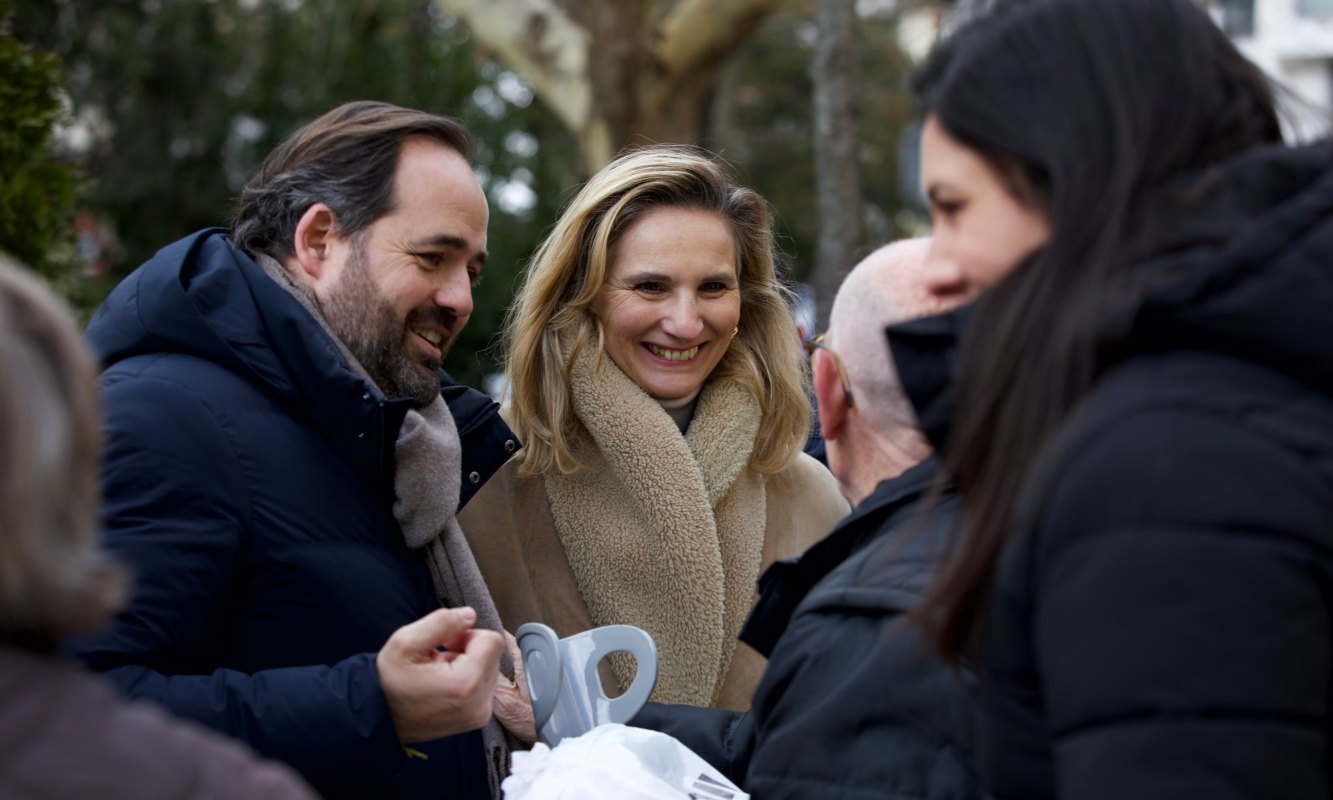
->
[1, 0, 78, 285]
[4, 0, 938, 388]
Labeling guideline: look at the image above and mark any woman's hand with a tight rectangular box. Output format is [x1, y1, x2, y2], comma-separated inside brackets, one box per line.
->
[494, 630, 538, 744]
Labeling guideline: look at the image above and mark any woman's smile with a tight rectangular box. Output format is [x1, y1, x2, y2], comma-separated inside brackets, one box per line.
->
[593, 206, 741, 401]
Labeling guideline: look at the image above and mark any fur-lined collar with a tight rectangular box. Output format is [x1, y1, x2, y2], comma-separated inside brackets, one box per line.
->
[545, 349, 766, 705]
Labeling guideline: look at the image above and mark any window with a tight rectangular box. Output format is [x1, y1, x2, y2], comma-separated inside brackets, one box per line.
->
[1216, 0, 1255, 36]
[1298, 0, 1333, 20]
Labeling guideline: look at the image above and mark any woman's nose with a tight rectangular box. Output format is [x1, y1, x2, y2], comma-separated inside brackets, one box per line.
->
[922, 249, 970, 301]
[661, 294, 704, 339]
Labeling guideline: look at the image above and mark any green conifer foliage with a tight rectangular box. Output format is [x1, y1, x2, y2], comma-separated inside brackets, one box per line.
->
[0, 0, 77, 279]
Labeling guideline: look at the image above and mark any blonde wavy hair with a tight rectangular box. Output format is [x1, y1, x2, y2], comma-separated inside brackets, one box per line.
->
[504, 145, 810, 478]
[0, 254, 125, 651]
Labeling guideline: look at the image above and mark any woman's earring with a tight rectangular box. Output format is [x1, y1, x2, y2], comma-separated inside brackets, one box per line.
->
[731, 326, 739, 339]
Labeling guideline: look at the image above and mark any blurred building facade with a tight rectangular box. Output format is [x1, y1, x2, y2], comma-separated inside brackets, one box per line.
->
[1207, 0, 1333, 139]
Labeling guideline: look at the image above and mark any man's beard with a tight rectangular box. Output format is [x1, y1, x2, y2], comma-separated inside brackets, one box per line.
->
[320, 241, 456, 409]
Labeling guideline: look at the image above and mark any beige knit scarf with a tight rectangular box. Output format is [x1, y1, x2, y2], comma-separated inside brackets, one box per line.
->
[255, 255, 511, 797]
[546, 349, 767, 706]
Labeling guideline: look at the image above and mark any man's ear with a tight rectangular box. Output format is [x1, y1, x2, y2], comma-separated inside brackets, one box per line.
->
[813, 350, 849, 441]
[290, 203, 337, 285]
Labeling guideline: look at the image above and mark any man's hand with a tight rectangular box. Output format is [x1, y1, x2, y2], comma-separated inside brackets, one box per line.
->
[494, 630, 537, 743]
[376, 606, 504, 744]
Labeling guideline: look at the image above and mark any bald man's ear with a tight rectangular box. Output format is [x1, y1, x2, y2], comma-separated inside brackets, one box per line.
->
[291, 203, 338, 285]
[813, 350, 849, 442]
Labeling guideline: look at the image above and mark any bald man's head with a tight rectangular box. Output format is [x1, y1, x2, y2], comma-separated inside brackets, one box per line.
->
[824, 238, 952, 438]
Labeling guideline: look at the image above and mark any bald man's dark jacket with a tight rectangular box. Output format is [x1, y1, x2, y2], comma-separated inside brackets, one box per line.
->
[632, 458, 979, 799]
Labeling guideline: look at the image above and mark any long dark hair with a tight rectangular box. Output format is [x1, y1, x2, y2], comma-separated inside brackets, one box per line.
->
[913, 0, 1283, 660]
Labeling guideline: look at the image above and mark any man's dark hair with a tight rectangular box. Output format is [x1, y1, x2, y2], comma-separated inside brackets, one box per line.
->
[231, 100, 472, 261]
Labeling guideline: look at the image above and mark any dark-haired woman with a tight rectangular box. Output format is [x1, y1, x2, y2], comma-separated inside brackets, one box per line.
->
[909, 0, 1333, 797]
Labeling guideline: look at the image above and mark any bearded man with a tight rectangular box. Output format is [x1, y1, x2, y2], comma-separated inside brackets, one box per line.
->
[74, 102, 529, 800]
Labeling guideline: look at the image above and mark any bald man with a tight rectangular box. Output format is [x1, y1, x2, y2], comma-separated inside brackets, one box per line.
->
[633, 238, 979, 800]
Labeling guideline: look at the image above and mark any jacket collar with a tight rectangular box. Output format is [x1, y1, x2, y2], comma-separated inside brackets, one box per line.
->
[740, 457, 939, 658]
[885, 310, 966, 453]
[546, 349, 766, 705]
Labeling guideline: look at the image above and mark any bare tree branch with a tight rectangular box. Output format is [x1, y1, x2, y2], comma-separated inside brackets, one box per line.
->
[433, 0, 591, 132]
[435, 0, 779, 172]
[656, 0, 778, 81]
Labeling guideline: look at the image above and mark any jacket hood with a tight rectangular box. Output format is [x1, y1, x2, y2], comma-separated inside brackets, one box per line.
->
[90, 229, 359, 404]
[86, 229, 412, 483]
[1130, 141, 1333, 396]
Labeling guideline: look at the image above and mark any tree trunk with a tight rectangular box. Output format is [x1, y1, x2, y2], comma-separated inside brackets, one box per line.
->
[435, 0, 777, 174]
[811, 0, 865, 330]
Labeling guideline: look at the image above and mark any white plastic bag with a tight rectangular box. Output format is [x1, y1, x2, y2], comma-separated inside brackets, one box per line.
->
[502, 723, 749, 800]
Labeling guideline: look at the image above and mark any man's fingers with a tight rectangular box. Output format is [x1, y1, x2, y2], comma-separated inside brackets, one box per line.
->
[457, 627, 505, 670]
[388, 606, 477, 656]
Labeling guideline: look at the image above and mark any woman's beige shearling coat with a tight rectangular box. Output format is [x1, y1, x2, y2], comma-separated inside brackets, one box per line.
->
[459, 357, 848, 711]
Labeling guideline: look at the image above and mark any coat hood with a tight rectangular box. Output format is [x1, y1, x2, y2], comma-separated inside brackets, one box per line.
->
[89, 229, 381, 409]
[1130, 141, 1333, 396]
[86, 229, 412, 486]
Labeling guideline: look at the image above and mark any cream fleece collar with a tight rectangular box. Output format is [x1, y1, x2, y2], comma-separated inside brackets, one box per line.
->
[546, 348, 766, 705]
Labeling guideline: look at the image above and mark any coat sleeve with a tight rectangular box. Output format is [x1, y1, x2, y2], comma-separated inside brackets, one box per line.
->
[1019, 407, 1331, 800]
[73, 373, 404, 788]
[630, 702, 755, 785]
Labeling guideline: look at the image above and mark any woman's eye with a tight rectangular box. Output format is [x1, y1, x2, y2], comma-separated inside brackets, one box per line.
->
[700, 281, 729, 294]
[634, 281, 665, 294]
[933, 200, 964, 219]
[468, 267, 483, 288]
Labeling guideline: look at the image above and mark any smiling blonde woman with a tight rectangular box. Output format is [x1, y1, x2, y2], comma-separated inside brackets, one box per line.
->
[459, 146, 848, 710]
